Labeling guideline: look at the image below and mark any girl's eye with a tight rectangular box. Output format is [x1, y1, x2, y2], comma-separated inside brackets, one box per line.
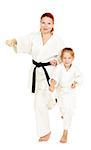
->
[68, 57, 71, 59]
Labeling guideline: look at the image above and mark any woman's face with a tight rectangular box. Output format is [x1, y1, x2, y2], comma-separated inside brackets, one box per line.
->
[40, 16, 54, 34]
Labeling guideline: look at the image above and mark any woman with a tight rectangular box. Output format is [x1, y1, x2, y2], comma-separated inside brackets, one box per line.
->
[6, 12, 64, 142]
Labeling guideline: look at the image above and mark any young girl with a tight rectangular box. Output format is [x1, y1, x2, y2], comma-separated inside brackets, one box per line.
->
[49, 48, 81, 143]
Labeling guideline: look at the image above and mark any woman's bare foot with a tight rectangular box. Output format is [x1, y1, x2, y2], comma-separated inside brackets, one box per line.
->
[39, 132, 51, 142]
[60, 130, 68, 143]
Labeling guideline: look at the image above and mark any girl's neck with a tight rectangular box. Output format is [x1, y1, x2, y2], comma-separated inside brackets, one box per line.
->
[64, 64, 72, 71]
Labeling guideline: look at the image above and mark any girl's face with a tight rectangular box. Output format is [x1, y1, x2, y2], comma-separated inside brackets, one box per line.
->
[62, 52, 74, 68]
[40, 16, 54, 34]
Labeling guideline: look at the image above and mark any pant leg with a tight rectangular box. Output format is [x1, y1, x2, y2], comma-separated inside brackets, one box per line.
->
[63, 108, 73, 129]
[34, 80, 51, 137]
[59, 92, 76, 130]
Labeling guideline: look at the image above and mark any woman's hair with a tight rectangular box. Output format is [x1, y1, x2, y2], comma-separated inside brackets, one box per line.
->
[41, 12, 54, 23]
[60, 47, 75, 60]
[40, 12, 54, 32]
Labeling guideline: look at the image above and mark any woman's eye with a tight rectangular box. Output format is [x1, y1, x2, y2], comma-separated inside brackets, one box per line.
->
[41, 22, 45, 24]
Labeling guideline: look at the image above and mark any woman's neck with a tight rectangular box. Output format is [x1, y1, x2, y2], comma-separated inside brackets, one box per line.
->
[41, 32, 53, 45]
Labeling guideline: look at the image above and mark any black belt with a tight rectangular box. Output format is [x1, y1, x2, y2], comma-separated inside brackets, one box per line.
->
[32, 60, 51, 93]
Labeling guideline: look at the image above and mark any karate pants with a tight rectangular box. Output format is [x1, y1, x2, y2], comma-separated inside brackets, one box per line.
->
[58, 90, 76, 130]
[34, 79, 53, 137]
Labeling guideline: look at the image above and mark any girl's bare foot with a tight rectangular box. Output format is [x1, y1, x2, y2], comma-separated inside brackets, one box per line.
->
[60, 130, 68, 143]
[39, 132, 51, 142]
[61, 116, 64, 119]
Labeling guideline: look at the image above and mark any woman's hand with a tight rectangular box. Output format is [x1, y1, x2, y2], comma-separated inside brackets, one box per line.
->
[5, 39, 17, 47]
[50, 59, 57, 66]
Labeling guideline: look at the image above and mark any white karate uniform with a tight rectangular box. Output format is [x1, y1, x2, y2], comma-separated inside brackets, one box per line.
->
[52, 63, 81, 129]
[15, 32, 64, 137]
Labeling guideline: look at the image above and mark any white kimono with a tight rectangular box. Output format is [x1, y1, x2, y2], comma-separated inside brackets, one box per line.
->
[16, 32, 64, 137]
[52, 63, 81, 129]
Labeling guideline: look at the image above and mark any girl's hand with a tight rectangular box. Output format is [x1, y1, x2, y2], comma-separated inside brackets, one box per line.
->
[5, 39, 17, 47]
[49, 79, 56, 92]
[50, 59, 57, 66]
[49, 85, 54, 92]
[71, 81, 77, 89]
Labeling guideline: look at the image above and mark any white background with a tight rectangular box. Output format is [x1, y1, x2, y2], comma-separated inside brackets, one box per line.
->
[0, 0, 91, 149]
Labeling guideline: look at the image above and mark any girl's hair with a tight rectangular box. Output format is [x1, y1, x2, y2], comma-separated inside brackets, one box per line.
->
[61, 47, 75, 59]
[40, 12, 54, 32]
